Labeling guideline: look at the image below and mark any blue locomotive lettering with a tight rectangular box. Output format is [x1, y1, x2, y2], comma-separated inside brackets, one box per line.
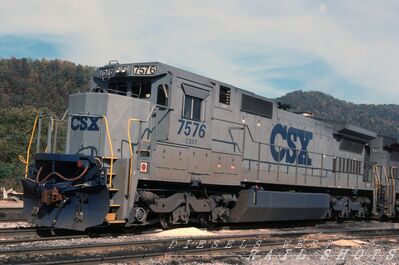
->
[270, 124, 313, 165]
[71, 116, 100, 131]
[177, 119, 206, 138]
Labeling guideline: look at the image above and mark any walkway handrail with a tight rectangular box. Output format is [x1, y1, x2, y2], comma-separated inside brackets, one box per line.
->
[67, 114, 115, 186]
[19, 113, 68, 178]
[21, 115, 39, 178]
[126, 104, 169, 177]
[102, 115, 115, 187]
[391, 167, 397, 214]
[127, 118, 141, 178]
[20, 112, 115, 186]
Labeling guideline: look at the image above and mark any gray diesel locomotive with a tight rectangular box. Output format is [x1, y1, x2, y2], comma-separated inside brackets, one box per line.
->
[21, 61, 399, 231]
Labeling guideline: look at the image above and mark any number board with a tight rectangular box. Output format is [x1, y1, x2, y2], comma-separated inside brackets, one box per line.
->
[177, 119, 206, 146]
[133, 65, 157, 75]
[177, 119, 206, 138]
[99, 67, 115, 78]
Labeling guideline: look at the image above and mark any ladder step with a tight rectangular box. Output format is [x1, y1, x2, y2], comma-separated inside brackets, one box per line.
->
[108, 220, 126, 224]
[106, 212, 126, 223]
[102, 156, 118, 160]
[109, 188, 118, 192]
[110, 204, 121, 208]
[107, 172, 116, 176]
[106, 213, 116, 221]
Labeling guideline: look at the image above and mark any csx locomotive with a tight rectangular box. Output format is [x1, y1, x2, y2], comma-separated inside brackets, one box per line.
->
[21, 61, 399, 231]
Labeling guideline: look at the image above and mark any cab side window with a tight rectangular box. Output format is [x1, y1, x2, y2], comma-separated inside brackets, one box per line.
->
[156, 84, 169, 106]
[183, 95, 202, 121]
[132, 81, 152, 99]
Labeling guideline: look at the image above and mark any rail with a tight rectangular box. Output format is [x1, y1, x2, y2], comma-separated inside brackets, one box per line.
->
[126, 104, 173, 191]
[371, 165, 397, 216]
[127, 104, 156, 177]
[372, 165, 382, 215]
[102, 115, 115, 187]
[65, 113, 116, 186]
[20, 115, 39, 178]
[19, 112, 70, 178]
[383, 166, 391, 215]
[127, 118, 141, 178]
[391, 167, 398, 214]
[20, 113, 115, 187]
[20, 114, 57, 178]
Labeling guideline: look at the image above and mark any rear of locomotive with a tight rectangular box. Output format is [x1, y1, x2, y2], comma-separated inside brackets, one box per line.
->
[21, 62, 166, 230]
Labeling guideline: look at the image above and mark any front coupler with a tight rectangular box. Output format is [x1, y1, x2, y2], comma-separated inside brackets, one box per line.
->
[21, 154, 110, 231]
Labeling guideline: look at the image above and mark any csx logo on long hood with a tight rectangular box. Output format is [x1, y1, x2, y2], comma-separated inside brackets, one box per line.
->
[270, 123, 313, 165]
[71, 116, 100, 131]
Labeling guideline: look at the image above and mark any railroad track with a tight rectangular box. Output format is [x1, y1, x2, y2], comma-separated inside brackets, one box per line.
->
[0, 227, 90, 245]
[0, 224, 159, 245]
[0, 208, 24, 223]
[0, 220, 396, 242]
[0, 227, 39, 240]
[0, 219, 396, 243]
[1, 223, 399, 264]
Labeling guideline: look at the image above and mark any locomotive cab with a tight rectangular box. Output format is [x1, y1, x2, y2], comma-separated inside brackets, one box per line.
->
[21, 62, 177, 230]
[21, 61, 220, 230]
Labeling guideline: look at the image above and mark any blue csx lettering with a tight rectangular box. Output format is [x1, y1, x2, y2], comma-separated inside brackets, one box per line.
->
[71, 116, 100, 131]
[270, 124, 313, 165]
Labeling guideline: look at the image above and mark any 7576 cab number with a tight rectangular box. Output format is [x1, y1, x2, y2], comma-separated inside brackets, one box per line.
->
[133, 65, 157, 75]
[177, 119, 206, 138]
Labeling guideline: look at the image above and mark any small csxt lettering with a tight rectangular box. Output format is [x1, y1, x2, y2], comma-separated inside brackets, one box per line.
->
[186, 138, 197, 145]
[270, 123, 313, 165]
[71, 116, 100, 131]
[177, 119, 206, 138]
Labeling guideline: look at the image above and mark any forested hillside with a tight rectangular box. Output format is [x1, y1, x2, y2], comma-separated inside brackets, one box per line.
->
[278, 91, 399, 139]
[0, 58, 398, 189]
[0, 57, 93, 114]
[0, 58, 93, 188]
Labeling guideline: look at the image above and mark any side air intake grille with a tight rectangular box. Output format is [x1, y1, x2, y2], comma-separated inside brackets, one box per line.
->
[339, 139, 364, 154]
[241, 94, 273, 118]
[219, 85, 231, 105]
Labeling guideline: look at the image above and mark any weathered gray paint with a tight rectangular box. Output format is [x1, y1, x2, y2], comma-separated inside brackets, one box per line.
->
[63, 61, 397, 219]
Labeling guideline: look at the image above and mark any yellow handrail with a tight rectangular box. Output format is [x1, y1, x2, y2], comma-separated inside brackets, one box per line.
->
[22, 115, 39, 178]
[372, 165, 382, 215]
[102, 116, 115, 187]
[373, 165, 381, 195]
[383, 166, 389, 199]
[126, 106, 157, 178]
[391, 167, 397, 214]
[20, 114, 115, 186]
[127, 118, 141, 178]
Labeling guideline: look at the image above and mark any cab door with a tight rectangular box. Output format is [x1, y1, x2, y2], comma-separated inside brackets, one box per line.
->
[174, 79, 213, 179]
[152, 76, 173, 141]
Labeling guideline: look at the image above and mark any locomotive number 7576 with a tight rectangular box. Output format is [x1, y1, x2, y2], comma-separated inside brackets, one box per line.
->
[177, 119, 206, 138]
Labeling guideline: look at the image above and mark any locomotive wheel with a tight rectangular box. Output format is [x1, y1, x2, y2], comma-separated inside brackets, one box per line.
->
[198, 214, 209, 228]
[159, 214, 172, 230]
[198, 213, 217, 229]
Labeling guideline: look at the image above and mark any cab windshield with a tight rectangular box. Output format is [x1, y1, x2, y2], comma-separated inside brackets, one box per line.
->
[93, 78, 152, 99]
